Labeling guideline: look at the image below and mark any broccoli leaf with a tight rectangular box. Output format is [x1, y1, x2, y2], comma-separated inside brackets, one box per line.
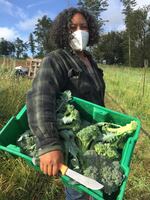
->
[57, 104, 81, 132]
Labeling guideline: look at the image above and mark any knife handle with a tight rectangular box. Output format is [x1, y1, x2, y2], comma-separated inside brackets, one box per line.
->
[59, 163, 68, 175]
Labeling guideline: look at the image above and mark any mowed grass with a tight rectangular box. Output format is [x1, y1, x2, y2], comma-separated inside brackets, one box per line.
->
[0, 63, 150, 200]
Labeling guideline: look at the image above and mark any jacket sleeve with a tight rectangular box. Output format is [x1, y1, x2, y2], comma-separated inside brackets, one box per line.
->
[26, 53, 67, 156]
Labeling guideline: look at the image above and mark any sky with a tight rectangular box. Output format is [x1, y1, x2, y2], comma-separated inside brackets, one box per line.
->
[0, 0, 150, 42]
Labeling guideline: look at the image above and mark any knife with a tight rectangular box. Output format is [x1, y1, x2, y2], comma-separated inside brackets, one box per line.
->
[59, 163, 104, 190]
[32, 158, 103, 190]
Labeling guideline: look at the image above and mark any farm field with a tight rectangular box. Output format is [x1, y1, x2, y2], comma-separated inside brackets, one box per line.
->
[0, 63, 150, 200]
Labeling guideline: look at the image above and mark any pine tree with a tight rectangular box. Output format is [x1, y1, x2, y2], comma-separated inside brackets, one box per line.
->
[77, 0, 108, 29]
[34, 15, 55, 56]
[14, 37, 27, 59]
[121, 0, 137, 66]
[29, 33, 35, 57]
[0, 38, 15, 56]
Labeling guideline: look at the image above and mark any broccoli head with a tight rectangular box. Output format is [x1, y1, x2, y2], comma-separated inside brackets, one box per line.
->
[81, 151, 124, 195]
[83, 166, 99, 181]
[94, 142, 119, 160]
[76, 124, 101, 152]
[100, 160, 124, 195]
[83, 150, 100, 167]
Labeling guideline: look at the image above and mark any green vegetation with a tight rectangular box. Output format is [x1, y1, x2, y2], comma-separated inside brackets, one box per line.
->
[94, 142, 119, 159]
[83, 150, 124, 195]
[57, 104, 81, 132]
[0, 65, 150, 199]
[99, 121, 137, 149]
[0, 73, 31, 126]
[76, 124, 100, 152]
[75, 121, 137, 195]
[103, 65, 150, 131]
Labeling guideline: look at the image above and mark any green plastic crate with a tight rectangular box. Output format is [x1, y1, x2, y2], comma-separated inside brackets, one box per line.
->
[0, 97, 141, 200]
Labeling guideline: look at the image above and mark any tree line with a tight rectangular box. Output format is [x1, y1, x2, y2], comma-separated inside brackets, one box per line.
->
[0, 0, 150, 67]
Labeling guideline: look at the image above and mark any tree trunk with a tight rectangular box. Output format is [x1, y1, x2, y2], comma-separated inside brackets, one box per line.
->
[128, 32, 131, 67]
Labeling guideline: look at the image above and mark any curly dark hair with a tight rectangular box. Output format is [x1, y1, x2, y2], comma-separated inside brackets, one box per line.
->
[51, 7, 99, 49]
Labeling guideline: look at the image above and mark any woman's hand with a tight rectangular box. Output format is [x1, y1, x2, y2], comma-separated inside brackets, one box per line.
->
[39, 150, 63, 176]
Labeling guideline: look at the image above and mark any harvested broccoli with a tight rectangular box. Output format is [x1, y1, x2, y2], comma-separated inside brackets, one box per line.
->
[56, 90, 72, 113]
[101, 121, 137, 149]
[83, 166, 99, 180]
[76, 124, 101, 152]
[94, 142, 119, 159]
[80, 119, 91, 129]
[70, 158, 80, 171]
[59, 130, 81, 164]
[17, 130, 37, 157]
[57, 104, 81, 132]
[83, 150, 100, 167]
[81, 150, 124, 195]
[100, 160, 124, 195]
[82, 150, 101, 182]
[104, 121, 137, 135]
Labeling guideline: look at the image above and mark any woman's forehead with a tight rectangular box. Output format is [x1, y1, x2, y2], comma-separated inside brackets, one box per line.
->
[71, 13, 87, 24]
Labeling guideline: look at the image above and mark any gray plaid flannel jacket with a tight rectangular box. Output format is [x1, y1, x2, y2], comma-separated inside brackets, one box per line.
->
[26, 48, 105, 156]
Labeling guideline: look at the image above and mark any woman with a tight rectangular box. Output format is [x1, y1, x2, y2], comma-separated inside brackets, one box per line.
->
[26, 7, 105, 200]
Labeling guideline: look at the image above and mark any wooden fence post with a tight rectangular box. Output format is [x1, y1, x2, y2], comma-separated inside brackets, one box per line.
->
[27, 58, 41, 79]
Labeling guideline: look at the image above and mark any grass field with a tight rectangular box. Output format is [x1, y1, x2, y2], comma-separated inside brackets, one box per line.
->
[0, 62, 150, 200]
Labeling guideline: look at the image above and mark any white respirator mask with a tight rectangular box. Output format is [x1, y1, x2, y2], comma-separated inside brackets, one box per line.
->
[70, 30, 89, 51]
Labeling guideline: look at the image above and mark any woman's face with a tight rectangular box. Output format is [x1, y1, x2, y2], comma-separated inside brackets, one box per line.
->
[69, 13, 89, 33]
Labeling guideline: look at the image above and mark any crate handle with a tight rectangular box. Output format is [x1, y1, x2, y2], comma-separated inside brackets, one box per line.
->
[93, 107, 108, 122]
[0, 145, 32, 162]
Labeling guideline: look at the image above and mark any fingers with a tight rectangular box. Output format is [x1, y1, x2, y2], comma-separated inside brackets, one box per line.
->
[39, 151, 63, 176]
[52, 163, 59, 176]
[40, 161, 49, 175]
[40, 162, 59, 176]
[48, 164, 53, 176]
[43, 164, 48, 175]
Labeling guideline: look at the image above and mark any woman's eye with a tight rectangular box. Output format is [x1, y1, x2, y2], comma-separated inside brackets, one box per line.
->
[81, 26, 88, 30]
[70, 26, 77, 31]
[70, 24, 88, 32]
